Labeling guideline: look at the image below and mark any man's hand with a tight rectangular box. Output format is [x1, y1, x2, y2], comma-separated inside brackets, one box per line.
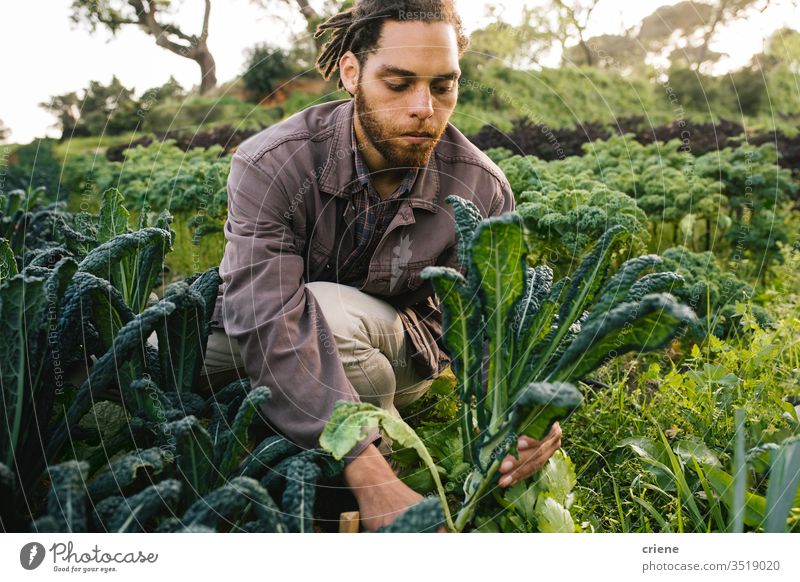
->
[497, 422, 562, 488]
[343, 443, 427, 532]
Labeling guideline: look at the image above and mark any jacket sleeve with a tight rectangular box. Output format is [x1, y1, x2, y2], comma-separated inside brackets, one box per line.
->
[219, 151, 380, 465]
[491, 175, 516, 216]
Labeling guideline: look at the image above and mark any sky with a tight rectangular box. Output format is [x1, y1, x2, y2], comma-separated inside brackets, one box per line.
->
[0, 0, 796, 144]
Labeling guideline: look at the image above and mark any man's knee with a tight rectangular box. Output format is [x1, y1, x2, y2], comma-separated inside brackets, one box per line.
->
[394, 376, 434, 410]
[305, 281, 404, 350]
[351, 351, 397, 408]
[305, 281, 362, 339]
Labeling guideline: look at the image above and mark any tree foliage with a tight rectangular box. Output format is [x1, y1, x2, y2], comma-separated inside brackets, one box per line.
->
[242, 44, 307, 101]
[40, 76, 141, 138]
[557, 0, 778, 72]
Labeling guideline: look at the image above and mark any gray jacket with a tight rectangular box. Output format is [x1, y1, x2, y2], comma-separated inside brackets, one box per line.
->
[212, 98, 515, 463]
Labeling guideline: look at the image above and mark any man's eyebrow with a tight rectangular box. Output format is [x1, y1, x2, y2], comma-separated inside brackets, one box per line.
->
[376, 65, 460, 81]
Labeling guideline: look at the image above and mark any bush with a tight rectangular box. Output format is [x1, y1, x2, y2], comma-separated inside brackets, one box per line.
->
[140, 95, 281, 135]
[242, 44, 308, 102]
[1, 139, 62, 198]
[40, 76, 142, 139]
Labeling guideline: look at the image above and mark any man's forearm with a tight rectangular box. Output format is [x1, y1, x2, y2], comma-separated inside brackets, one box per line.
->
[343, 443, 398, 497]
[342, 443, 425, 532]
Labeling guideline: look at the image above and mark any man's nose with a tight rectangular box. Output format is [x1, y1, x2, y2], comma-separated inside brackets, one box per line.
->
[407, 86, 434, 119]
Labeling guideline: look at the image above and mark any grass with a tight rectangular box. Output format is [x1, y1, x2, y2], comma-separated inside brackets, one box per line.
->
[562, 273, 800, 531]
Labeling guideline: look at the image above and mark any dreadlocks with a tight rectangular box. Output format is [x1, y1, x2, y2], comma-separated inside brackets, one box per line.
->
[315, 0, 470, 92]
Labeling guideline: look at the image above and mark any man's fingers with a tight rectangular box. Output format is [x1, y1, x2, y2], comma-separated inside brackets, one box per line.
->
[503, 426, 563, 474]
[500, 432, 563, 488]
[499, 453, 517, 474]
[507, 451, 552, 485]
[515, 435, 562, 477]
[517, 422, 562, 450]
[498, 447, 545, 487]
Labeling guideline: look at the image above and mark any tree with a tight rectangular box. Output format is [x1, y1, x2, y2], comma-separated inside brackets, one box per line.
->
[0, 119, 9, 144]
[551, 0, 604, 67]
[69, 0, 217, 94]
[38, 91, 86, 139]
[141, 75, 187, 102]
[467, 5, 552, 69]
[549, 0, 795, 74]
[250, 0, 352, 54]
[242, 44, 303, 101]
[638, 0, 773, 72]
[563, 33, 647, 71]
[39, 76, 141, 139]
[764, 26, 800, 70]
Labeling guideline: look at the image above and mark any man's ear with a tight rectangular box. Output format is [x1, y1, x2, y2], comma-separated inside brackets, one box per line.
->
[339, 51, 360, 96]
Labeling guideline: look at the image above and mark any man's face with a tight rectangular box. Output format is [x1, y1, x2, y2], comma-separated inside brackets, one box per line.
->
[350, 20, 461, 169]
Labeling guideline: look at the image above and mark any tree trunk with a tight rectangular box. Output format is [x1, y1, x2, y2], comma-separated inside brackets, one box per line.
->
[282, 0, 325, 51]
[136, 0, 217, 94]
[195, 47, 218, 95]
[579, 38, 594, 66]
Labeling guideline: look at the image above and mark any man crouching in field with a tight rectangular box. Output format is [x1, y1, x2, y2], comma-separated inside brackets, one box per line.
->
[203, 0, 562, 531]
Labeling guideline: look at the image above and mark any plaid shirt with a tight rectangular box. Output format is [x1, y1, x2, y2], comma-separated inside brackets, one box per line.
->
[338, 122, 420, 286]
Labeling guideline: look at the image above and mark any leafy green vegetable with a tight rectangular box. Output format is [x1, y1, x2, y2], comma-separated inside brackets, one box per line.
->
[0, 274, 49, 471]
[0, 238, 17, 285]
[320, 196, 694, 532]
[96, 188, 130, 244]
[534, 494, 576, 533]
[182, 476, 286, 533]
[87, 447, 174, 500]
[319, 401, 454, 531]
[493, 449, 579, 533]
[764, 435, 800, 532]
[282, 455, 323, 533]
[510, 382, 583, 442]
[660, 246, 772, 338]
[214, 386, 271, 480]
[517, 184, 649, 266]
[34, 461, 89, 533]
[78, 227, 172, 313]
[237, 435, 302, 479]
[94, 480, 182, 533]
[376, 497, 445, 533]
[155, 267, 222, 394]
[167, 415, 215, 504]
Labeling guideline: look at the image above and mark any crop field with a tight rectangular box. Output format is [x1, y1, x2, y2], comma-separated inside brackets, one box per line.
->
[1, 125, 798, 534]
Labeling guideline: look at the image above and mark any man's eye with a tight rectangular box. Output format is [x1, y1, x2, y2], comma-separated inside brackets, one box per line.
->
[386, 83, 408, 92]
[436, 84, 455, 94]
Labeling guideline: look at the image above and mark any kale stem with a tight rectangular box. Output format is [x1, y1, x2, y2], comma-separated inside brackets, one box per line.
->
[454, 456, 503, 532]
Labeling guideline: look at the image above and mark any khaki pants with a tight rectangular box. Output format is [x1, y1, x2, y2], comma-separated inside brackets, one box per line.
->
[162, 281, 436, 455]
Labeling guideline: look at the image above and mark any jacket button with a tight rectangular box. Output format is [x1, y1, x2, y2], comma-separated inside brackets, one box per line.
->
[324, 263, 332, 270]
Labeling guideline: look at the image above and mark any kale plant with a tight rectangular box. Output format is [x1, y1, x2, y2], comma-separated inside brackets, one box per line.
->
[320, 196, 696, 532]
[1, 190, 343, 533]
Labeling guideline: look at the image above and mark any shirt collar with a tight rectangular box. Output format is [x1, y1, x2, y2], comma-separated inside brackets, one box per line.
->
[351, 117, 420, 197]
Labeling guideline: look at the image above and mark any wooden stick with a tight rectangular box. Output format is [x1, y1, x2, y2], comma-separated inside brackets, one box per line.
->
[338, 511, 360, 533]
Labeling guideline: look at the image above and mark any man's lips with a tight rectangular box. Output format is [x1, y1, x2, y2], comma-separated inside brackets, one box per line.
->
[401, 132, 435, 144]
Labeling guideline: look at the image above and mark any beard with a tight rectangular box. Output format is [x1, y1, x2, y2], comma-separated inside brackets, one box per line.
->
[354, 85, 445, 169]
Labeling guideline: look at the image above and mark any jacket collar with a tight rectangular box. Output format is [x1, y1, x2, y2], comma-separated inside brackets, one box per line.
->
[318, 99, 441, 213]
